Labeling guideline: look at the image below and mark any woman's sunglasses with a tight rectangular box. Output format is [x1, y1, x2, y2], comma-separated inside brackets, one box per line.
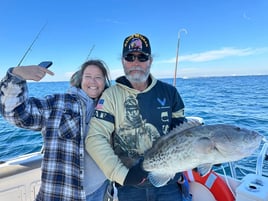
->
[124, 54, 149, 62]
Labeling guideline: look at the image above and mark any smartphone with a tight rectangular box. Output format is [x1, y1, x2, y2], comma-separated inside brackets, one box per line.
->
[38, 61, 53, 68]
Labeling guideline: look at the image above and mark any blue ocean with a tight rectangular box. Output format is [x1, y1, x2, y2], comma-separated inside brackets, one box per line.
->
[1, 75, 268, 175]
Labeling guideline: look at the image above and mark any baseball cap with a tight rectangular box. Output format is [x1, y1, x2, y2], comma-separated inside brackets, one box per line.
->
[122, 33, 151, 57]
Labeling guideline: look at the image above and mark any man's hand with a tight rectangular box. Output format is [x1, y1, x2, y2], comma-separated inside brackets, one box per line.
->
[123, 158, 148, 186]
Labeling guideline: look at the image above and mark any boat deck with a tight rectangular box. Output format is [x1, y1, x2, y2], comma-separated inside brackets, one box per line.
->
[0, 153, 42, 201]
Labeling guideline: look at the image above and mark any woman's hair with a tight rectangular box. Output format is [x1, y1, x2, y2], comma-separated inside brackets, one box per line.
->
[70, 59, 111, 89]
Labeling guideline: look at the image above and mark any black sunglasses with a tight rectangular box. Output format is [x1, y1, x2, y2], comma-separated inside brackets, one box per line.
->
[124, 54, 149, 62]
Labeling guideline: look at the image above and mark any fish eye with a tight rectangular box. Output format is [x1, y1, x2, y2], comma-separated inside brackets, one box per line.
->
[235, 126, 241, 131]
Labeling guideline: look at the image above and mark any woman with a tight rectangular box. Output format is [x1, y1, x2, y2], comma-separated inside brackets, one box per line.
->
[0, 60, 111, 201]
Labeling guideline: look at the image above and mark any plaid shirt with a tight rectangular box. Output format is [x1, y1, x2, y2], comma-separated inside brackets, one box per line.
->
[0, 70, 94, 201]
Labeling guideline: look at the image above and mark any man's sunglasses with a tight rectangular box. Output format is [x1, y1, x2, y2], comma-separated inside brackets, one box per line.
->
[124, 54, 149, 62]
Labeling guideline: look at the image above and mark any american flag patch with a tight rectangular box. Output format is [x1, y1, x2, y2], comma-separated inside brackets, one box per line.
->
[96, 99, 104, 109]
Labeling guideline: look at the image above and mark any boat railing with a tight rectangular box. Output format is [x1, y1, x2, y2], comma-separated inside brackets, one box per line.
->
[225, 141, 268, 180]
[0, 152, 42, 179]
[256, 141, 268, 175]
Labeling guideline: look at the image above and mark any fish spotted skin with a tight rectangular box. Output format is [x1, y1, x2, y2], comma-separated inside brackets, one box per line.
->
[142, 123, 263, 187]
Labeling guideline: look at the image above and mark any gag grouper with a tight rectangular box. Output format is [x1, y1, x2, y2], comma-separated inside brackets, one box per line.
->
[143, 123, 263, 187]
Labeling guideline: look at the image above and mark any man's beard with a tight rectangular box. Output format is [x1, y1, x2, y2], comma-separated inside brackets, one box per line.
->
[124, 66, 150, 83]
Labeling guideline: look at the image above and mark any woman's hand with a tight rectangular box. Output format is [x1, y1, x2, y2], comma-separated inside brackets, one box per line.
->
[12, 65, 54, 81]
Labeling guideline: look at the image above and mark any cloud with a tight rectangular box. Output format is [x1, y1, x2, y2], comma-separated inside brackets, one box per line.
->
[65, 72, 75, 79]
[110, 68, 124, 80]
[181, 47, 255, 62]
[243, 12, 251, 20]
[157, 47, 267, 63]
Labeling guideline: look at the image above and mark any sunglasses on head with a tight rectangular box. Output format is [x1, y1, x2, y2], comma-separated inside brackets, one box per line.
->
[124, 54, 149, 62]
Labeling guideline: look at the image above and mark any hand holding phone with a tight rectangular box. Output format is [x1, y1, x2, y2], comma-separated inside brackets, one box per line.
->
[12, 61, 54, 81]
[38, 61, 53, 68]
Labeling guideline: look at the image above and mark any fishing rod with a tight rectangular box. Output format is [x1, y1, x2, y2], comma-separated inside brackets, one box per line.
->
[71, 44, 96, 83]
[85, 44, 95, 61]
[17, 23, 47, 66]
[172, 28, 187, 87]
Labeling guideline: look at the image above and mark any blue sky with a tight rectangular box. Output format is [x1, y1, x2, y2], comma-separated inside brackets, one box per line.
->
[1, 0, 267, 81]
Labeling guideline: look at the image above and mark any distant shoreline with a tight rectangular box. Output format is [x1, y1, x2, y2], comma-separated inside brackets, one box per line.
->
[31, 74, 268, 83]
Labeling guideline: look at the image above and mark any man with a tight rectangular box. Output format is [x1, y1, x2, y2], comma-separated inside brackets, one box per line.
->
[86, 33, 191, 201]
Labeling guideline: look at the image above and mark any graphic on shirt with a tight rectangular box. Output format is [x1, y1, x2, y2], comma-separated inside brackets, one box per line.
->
[114, 95, 160, 167]
[161, 111, 170, 135]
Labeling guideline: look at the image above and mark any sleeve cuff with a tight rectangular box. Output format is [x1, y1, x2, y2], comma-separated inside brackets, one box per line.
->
[7, 68, 26, 83]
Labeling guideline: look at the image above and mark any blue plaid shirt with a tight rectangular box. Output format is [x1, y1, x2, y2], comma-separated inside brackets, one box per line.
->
[0, 70, 94, 201]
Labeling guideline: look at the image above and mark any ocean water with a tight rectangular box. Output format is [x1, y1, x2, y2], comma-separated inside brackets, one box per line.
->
[1, 75, 268, 176]
[0, 81, 70, 161]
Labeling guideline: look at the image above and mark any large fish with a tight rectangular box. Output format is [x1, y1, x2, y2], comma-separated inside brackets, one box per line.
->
[142, 123, 264, 187]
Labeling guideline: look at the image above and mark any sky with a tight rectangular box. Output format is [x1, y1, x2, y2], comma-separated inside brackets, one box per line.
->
[1, 0, 267, 82]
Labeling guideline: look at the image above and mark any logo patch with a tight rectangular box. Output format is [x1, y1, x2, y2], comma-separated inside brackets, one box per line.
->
[96, 99, 104, 109]
[129, 38, 143, 51]
[157, 98, 166, 106]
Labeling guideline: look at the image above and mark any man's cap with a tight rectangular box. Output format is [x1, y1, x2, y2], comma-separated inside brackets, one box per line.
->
[122, 33, 151, 57]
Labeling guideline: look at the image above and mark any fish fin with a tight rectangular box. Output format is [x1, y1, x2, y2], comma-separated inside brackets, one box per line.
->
[186, 116, 204, 125]
[195, 137, 214, 153]
[196, 164, 213, 176]
[148, 172, 175, 187]
[169, 120, 202, 135]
